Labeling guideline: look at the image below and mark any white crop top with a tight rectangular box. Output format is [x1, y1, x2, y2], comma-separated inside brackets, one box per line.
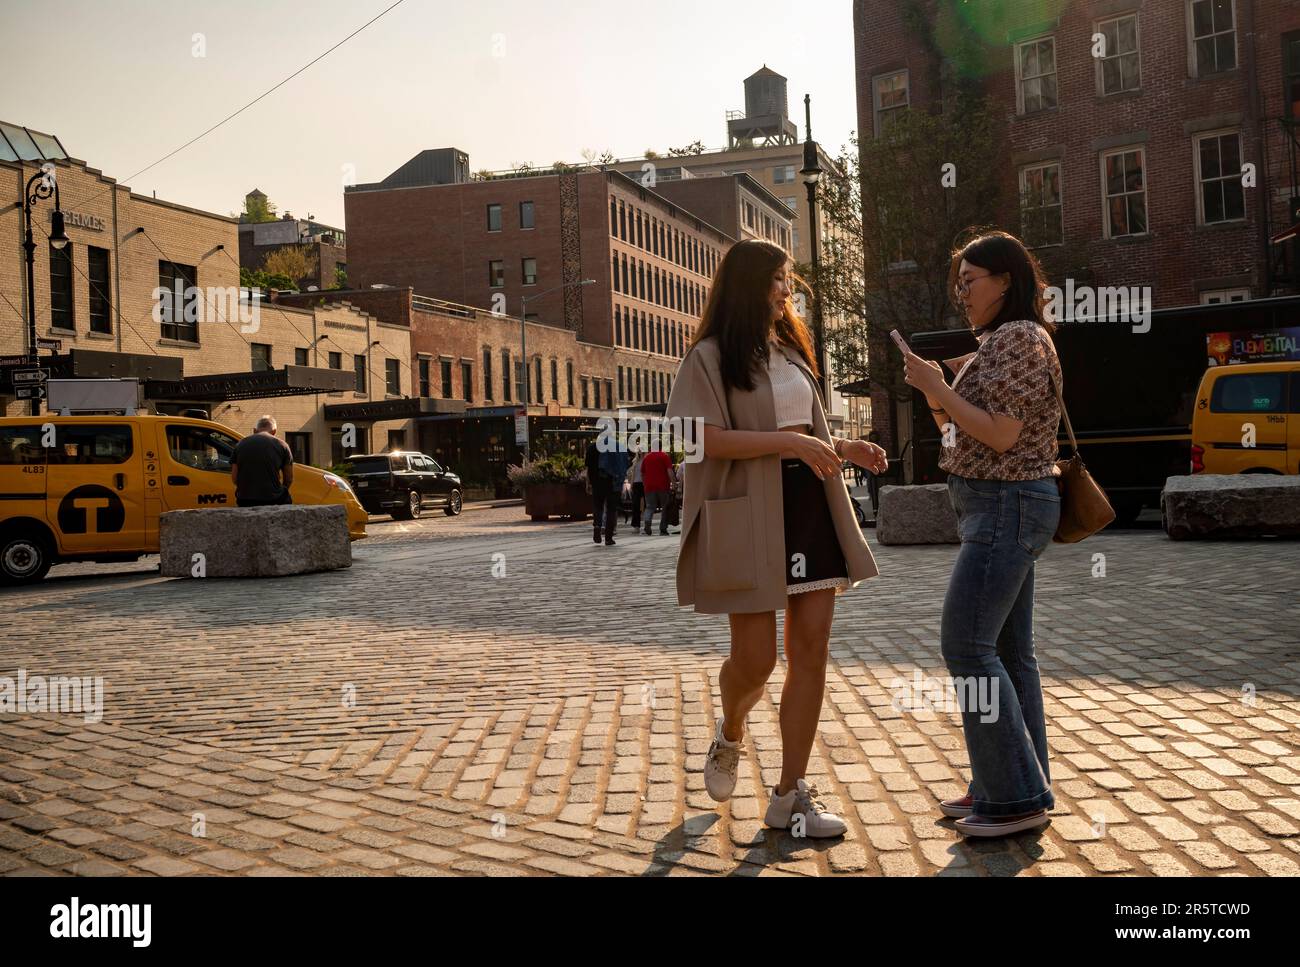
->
[768, 341, 814, 429]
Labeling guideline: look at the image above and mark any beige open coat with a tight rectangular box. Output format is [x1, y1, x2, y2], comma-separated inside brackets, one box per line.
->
[665, 335, 880, 615]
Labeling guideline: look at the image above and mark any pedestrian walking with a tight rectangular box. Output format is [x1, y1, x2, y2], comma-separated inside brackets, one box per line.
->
[902, 229, 1063, 838]
[585, 437, 618, 545]
[231, 415, 294, 508]
[665, 238, 889, 838]
[626, 447, 645, 528]
[595, 443, 631, 546]
[640, 445, 673, 535]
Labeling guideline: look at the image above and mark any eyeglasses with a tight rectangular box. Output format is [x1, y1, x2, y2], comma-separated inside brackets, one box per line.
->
[953, 272, 993, 297]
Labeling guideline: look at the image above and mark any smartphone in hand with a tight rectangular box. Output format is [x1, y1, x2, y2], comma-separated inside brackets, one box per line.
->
[889, 329, 911, 355]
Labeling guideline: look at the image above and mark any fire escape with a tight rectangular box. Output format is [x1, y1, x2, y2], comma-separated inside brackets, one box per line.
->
[1267, 115, 1300, 294]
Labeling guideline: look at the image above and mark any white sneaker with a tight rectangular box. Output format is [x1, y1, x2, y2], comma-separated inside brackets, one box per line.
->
[703, 719, 741, 802]
[764, 778, 847, 838]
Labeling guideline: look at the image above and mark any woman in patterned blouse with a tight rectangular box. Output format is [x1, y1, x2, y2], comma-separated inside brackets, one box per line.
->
[901, 230, 1063, 838]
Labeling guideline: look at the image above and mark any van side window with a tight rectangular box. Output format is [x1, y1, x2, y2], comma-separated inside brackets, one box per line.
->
[166, 425, 238, 472]
[1210, 373, 1286, 414]
[0, 426, 46, 464]
[46, 425, 134, 464]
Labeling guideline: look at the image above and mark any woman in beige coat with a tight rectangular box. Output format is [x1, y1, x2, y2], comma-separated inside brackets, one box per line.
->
[664, 239, 888, 837]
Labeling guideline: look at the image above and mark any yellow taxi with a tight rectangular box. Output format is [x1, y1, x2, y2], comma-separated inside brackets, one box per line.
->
[0, 414, 367, 585]
[1190, 361, 1299, 475]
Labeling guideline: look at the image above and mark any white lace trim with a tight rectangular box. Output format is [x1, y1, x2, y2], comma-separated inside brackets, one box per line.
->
[786, 577, 851, 595]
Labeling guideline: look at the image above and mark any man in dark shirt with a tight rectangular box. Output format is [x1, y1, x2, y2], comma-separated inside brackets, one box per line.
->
[231, 415, 294, 507]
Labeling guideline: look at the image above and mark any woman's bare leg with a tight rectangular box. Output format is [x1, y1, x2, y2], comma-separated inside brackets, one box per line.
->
[719, 611, 778, 742]
[777, 588, 836, 794]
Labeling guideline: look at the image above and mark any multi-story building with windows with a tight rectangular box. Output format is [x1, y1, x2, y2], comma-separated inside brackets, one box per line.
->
[854, 0, 1300, 451]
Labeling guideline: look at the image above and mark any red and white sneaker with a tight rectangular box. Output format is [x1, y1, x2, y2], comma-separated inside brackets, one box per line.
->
[939, 794, 974, 818]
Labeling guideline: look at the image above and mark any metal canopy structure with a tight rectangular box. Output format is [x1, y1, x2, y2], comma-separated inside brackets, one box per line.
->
[145, 365, 356, 402]
[322, 396, 467, 421]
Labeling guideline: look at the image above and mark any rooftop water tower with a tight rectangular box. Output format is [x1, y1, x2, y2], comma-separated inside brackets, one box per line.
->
[726, 66, 799, 148]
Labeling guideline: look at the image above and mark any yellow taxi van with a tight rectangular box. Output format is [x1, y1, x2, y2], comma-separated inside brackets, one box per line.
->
[1190, 361, 1300, 475]
[0, 414, 367, 585]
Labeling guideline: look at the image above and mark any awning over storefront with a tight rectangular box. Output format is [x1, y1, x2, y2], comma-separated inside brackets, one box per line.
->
[147, 365, 356, 402]
[322, 395, 467, 421]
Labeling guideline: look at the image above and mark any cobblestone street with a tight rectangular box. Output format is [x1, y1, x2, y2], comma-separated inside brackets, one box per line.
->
[2, 506, 1298, 877]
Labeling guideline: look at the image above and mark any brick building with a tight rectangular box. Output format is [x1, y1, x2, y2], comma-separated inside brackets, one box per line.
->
[854, 0, 1300, 453]
[0, 122, 415, 470]
[343, 148, 738, 447]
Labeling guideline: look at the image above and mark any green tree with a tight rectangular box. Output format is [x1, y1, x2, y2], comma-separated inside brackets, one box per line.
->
[242, 193, 277, 223]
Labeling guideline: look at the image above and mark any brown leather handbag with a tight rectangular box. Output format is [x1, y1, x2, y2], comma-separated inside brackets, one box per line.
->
[1049, 369, 1115, 543]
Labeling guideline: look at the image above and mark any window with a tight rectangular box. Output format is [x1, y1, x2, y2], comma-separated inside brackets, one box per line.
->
[158, 261, 198, 342]
[354, 354, 367, 393]
[1199, 288, 1250, 304]
[328, 351, 342, 370]
[88, 245, 111, 333]
[1189, 0, 1236, 76]
[501, 349, 511, 401]
[487, 203, 502, 231]
[1195, 131, 1245, 224]
[522, 257, 537, 285]
[462, 361, 473, 402]
[48, 425, 133, 465]
[534, 357, 543, 404]
[418, 357, 431, 396]
[440, 358, 453, 397]
[0, 425, 44, 465]
[285, 432, 311, 465]
[484, 348, 494, 401]
[330, 425, 368, 463]
[1097, 14, 1140, 94]
[165, 424, 236, 473]
[618, 366, 624, 401]
[566, 360, 574, 404]
[1019, 163, 1063, 247]
[514, 359, 525, 403]
[488, 260, 505, 287]
[783, 197, 798, 212]
[1102, 147, 1148, 238]
[50, 242, 74, 331]
[520, 200, 535, 229]
[251, 343, 272, 372]
[550, 358, 558, 401]
[581, 377, 589, 408]
[612, 253, 620, 293]
[773, 164, 796, 184]
[1016, 37, 1058, 113]
[385, 358, 400, 396]
[873, 70, 909, 135]
[294, 347, 309, 366]
[1211, 371, 1285, 413]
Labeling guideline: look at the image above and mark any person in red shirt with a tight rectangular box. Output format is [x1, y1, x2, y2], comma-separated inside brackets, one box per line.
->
[640, 445, 673, 535]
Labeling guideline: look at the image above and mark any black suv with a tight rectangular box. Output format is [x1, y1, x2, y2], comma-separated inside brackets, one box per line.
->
[345, 452, 463, 520]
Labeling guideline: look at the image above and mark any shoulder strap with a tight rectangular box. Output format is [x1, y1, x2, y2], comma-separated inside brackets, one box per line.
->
[1046, 356, 1077, 455]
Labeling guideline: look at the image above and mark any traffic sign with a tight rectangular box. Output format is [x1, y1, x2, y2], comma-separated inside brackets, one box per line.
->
[12, 369, 47, 384]
[15, 385, 45, 400]
[36, 338, 61, 351]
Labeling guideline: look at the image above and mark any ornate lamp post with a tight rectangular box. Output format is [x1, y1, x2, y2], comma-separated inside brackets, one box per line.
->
[22, 164, 70, 415]
[799, 95, 828, 404]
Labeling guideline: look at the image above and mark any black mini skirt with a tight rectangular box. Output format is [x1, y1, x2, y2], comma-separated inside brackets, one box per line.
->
[781, 458, 850, 595]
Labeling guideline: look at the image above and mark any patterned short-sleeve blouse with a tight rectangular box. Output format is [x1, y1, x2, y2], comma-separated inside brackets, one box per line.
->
[938, 319, 1062, 481]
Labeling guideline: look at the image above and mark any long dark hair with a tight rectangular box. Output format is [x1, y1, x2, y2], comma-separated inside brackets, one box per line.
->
[947, 230, 1055, 335]
[687, 238, 819, 392]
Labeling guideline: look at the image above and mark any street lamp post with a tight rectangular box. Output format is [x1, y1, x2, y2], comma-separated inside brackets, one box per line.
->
[22, 164, 70, 416]
[799, 93, 828, 405]
[519, 278, 595, 461]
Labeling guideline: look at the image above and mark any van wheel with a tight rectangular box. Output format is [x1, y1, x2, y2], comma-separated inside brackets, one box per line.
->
[444, 490, 463, 516]
[0, 530, 54, 585]
[392, 490, 420, 520]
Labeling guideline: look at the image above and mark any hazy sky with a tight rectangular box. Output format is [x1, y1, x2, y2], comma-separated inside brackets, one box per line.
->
[1, 0, 858, 227]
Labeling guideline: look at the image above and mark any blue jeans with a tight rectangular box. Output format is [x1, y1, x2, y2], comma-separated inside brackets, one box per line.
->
[942, 474, 1060, 817]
